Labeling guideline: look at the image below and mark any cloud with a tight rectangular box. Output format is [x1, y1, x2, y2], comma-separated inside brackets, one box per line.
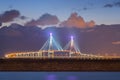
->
[25, 13, 59, 26]
[0, 10, 20, 23]
[115, 2, 120, 7]
[112, 41, 120, 45]
[104, 4, 113, 8]
[20, 16, 27, 20]
[104, 1, 120, 8]
[59, 12, 95, 28]
[59, 12, 86, 28]
[83, 7, 88, 10]
[72, 7, 89, 12]
[25, 19, 37, 26]
[86, 20, 95, 27]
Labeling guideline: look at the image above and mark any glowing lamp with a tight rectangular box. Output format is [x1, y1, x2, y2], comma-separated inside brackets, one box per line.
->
[71, 36, 73, 39]
[50, 33, 52, 36]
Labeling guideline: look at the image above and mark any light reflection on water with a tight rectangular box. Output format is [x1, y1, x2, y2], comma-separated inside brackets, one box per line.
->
[0, 72, 120, 80]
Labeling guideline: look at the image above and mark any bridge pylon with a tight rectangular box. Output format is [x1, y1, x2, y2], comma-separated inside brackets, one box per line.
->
[40, 33, 63, 51]
[64, 36, 81, 57]
[40, 33, 63, 58]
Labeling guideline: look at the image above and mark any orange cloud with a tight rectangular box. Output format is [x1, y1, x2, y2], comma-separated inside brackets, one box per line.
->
[59, 12, 95, 28]
[86, 20, 95, 28]
[112, 41, 120, 45]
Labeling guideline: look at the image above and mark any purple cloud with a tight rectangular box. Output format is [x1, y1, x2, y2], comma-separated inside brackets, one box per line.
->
[25, 13, 59, 26]
[0, 10, 20, 22]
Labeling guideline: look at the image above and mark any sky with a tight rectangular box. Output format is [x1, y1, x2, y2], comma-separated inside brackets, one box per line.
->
[0, 0, 120, 55]
[0, 0, 120, 26]
[0, 72, 120, 80]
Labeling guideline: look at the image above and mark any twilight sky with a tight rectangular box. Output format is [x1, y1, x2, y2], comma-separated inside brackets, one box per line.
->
[0, 0, 120, 26]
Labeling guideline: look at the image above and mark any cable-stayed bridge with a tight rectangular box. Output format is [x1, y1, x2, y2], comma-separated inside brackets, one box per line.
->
[5, 33, 108, 59]
[2, 33, 120, 71]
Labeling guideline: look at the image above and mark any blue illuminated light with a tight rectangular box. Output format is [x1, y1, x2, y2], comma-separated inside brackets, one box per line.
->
[50, 33, 52, 36]
[71, 36, 73, 39]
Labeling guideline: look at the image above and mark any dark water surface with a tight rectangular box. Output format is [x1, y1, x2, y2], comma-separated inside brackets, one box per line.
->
[0, 72, 120, 80]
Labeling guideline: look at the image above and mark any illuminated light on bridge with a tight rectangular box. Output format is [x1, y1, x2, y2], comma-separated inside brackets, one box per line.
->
[50, 32, 52, 36]
[70, 36, 74, 51]
[4, 33, 108, 59]
[49, 33, 53, 50]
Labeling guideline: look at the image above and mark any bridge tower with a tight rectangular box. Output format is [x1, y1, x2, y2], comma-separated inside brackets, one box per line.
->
[40, 33, 63, 58]
[49, 33, 53, 51]
[64, 36, 81, 57]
